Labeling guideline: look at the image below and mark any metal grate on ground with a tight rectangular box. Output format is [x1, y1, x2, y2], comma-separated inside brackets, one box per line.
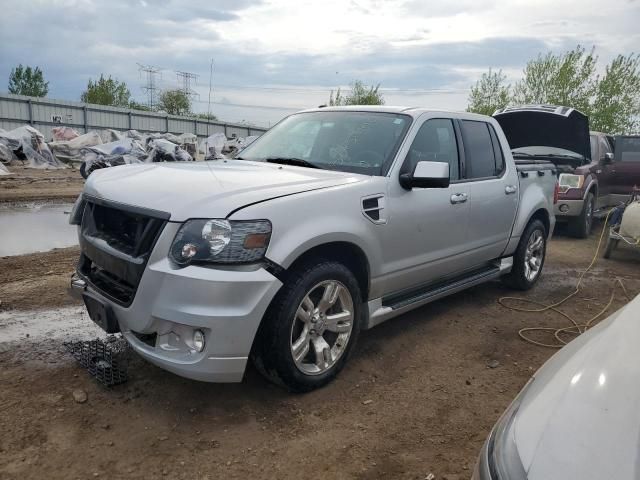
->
[64, 336, 131, 386]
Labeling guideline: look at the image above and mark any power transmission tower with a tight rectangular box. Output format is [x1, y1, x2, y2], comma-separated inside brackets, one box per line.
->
[137, 63, 161, 109]
[176, 71, 200, 101]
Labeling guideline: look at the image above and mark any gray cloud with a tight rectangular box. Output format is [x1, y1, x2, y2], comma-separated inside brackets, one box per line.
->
[0, 0, 637, 127]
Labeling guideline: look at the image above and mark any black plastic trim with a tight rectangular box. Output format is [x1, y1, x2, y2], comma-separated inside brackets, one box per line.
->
[83, 194, 171, 221]
[382, 265, 500, 310]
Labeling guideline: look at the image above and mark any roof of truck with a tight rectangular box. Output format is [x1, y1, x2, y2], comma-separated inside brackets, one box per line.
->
[300, 105, 491, 120]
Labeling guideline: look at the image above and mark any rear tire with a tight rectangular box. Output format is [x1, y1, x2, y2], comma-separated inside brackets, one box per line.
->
[568, 192, 594, 238]
[251, 260, 362, 392]
[502, 219, 547, 291]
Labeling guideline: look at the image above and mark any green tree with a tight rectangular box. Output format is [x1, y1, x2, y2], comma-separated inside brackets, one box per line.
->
[329, 80, 385, 106]
[512, 45, 598, 114]
[8, 64, 49, 97]
[128, 100, 151, 111]
[591, 54, 640, 134]
[158, 89, 191, 115]
[195, 112, 218, 121]
[466, 68, 511, 115]
[81, 75, 131, 107]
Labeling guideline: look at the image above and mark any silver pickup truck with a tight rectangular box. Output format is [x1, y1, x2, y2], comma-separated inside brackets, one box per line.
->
[70, 106, 557, 392]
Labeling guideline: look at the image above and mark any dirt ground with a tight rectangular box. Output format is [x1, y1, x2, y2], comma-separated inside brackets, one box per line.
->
[1, 172, 639, 479]
[0, 165, 84, 203]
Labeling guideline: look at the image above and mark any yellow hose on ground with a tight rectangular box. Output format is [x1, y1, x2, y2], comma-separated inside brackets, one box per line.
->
[499, 209, 633, 348]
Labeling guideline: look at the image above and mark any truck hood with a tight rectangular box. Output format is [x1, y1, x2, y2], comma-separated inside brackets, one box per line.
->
[84, 160, 364, 221]
[494, 105, 591, 162]
[513, 293, 640, 480]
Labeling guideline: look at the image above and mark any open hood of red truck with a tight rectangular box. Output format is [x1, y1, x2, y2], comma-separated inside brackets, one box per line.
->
[494, 105, 591, 161]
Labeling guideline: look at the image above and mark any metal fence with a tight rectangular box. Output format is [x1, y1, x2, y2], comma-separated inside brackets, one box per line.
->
[0, 93, 267, 141]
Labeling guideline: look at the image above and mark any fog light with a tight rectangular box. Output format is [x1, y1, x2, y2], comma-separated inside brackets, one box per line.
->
[193, 330, 205, 352]
[559, 204, 570, 213]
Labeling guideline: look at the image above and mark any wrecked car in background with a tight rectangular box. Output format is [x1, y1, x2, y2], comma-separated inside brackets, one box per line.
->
[495, 105, 640, 238]
[494, 105, 598, 238]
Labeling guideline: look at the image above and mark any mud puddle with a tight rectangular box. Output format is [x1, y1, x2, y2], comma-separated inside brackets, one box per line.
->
[0, 306, 102, 345]
[0, 202, 77, 256]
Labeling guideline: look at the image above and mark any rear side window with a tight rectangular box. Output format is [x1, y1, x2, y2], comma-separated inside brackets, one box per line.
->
[402, 119, 460, 180]
[460, 120, 499, 179]
[616, 137, 640, 163]
[488, 124, 505, 174]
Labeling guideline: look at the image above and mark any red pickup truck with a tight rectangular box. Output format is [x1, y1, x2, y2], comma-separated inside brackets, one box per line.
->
[494, 105, 640, 237]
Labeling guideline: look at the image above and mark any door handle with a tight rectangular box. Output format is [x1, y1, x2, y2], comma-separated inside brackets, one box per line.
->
[450, 193, 468, 204]
[505, 185, 517, 195]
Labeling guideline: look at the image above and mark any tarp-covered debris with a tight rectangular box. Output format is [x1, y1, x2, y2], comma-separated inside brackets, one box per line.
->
[0, 123, 263, 175]
[0, 143, 15, 164]
[200, 133, 227, 159]
[97, 129, 122, 143]
[0, 126, 65, 169]
[52, 126, 80, 141]
[146, 138, 193, 163]
[49, 131, 104, 163]
[79, 138, 148, 179]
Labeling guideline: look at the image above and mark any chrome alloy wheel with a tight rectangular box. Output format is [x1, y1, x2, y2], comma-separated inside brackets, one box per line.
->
[290, 280, 355, 375]
[585, 198, 594, 231]
[524, 229, 545, 282]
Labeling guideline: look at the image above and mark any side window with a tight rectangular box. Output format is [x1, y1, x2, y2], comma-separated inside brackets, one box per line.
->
[599, 136, 611, 160]
[402, 119, 459, 180]
[590, 135, 598, 160]
[461, 120, 499, 179]
[488, 124, 505, 175]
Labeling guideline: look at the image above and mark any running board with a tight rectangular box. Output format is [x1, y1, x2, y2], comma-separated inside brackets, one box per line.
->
[366, 259, 511, 329]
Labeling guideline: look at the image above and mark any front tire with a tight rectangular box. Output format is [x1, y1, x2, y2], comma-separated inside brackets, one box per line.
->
[252, 260, 362, 392]
[568, 192, 594, 238]
[502, 219, 547, 291]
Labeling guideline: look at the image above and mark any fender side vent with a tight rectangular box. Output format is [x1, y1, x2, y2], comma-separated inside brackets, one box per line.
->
[362, 195, 387, 224]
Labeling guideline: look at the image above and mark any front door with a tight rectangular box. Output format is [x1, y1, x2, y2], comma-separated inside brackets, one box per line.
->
[381, 116, 471, 295]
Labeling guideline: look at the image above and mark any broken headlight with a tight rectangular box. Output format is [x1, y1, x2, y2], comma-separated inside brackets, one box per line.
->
[170, 219, 272, 266]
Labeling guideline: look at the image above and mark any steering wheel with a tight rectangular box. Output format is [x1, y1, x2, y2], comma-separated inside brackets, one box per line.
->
[352, 149, 385, 166]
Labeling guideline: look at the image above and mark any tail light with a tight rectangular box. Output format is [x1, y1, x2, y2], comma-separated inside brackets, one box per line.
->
[553, 182, 560, 204]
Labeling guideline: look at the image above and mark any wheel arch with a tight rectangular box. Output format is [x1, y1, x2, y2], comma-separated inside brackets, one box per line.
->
[279, 241, 371, 301]
[529, 207, 551, 236]
[585, 178, 598, 200]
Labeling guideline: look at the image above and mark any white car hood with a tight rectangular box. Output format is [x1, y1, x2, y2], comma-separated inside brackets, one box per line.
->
[514, 294, 640, 480]
[83, 160, 364, 221]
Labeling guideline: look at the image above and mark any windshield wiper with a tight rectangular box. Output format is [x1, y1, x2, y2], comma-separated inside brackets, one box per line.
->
[533, 153, 584, 160]
[264, 157, 321, 169]
[512, 151, 534, 157]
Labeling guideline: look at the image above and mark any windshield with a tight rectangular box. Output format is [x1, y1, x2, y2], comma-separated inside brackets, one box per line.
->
[512, 146, 584, 159]
[237, 111, 412, 175]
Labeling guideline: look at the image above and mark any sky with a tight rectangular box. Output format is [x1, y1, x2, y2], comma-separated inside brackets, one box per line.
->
[1, 0, 638, 128]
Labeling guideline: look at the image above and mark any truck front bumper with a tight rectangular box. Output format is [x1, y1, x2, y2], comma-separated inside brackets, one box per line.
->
[554, 198, 584, 218]
[72, 257, 283, 383]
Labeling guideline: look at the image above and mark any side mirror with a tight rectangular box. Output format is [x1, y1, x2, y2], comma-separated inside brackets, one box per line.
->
[399, 161, 450, 190]
[603, 152, 614, 164]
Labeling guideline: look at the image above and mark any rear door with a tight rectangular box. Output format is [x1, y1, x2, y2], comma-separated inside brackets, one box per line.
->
[457, 119, 519, 264]
[610, 136, 640, 198]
